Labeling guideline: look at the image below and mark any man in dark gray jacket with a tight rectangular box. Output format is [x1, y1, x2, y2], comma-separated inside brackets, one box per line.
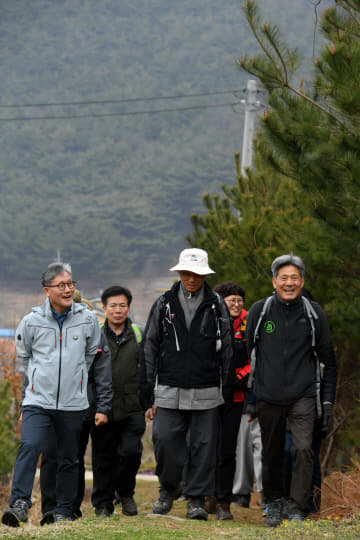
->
[246, 254, 337, 527]
[139, 248, 233, 520]
[1, 262, 100, 527]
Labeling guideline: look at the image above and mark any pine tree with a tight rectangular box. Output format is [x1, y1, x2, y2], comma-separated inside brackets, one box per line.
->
[237, 0, 360, 336]
[188, 0, 360, 465]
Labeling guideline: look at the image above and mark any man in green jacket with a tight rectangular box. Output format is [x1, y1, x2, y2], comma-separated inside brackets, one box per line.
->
[91, 285, 145, 518]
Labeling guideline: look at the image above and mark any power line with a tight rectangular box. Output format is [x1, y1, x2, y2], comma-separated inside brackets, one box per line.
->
[0, 89, 245, 109]
[0, 101, 241, 122]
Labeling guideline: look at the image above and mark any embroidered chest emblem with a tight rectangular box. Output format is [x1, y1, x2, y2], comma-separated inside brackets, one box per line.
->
[264, 321, 276, 334]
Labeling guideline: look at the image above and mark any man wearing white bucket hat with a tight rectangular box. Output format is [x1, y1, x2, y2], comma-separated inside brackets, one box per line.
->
[139, 248, 233, 520]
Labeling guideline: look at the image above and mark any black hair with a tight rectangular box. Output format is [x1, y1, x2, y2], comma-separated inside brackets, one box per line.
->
[213, 281, 245, 300]
[101, 285, 132, 306]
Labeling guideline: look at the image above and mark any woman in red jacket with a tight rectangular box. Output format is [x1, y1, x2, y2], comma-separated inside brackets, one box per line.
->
[206, 282, 250, 520]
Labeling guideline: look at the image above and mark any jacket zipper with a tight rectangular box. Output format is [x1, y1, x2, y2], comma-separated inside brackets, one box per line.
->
[31, 368, 36, 392]
[165, 302, 180, 351]
[56, 329, 62, 409]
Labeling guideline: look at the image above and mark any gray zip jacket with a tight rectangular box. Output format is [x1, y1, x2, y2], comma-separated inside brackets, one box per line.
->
[18, 298, 101, 411]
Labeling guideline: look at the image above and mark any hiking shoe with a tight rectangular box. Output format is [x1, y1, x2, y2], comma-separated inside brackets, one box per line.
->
[2, 500, 29, 527]
[234, 493, 250, 508]
[186, 498, 208, 520]
[120, 496, 138, 516]
[54, 513, 75, 523]
[216, 502, 233, 520]
[95, 507, 112, 517]
[40, 510, 55, 526]
[152, 493, 173, 515]
[286, 498, 305, 521]
[204, 496, 217, 514]
[152, 486, 181, 515]
[288, 511, 305, 521]
[265, 499, 283, 527]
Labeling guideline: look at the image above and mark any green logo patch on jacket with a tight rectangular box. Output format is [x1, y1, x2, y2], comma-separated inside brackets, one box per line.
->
[264, 320, 276, 333]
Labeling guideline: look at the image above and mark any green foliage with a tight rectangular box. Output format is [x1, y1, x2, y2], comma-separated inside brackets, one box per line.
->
[0, 381, 18, 479]
[188, 0, 360, 464]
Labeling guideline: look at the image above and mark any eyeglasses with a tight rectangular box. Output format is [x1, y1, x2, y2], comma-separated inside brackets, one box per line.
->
[226, 298, 243, 305]
[45, 281, 76, 291]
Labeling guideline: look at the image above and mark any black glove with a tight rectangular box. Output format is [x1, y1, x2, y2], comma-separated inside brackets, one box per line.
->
[322, 402, 333, 437]
[235, 372, 249, 390]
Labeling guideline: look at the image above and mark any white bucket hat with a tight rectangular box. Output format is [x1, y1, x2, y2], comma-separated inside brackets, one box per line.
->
[169, 248, 215, 275]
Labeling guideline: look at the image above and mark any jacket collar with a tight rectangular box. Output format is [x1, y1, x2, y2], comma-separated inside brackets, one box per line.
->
[168, 280, 215, 303]
[34, 297, 86, 318]
[274, 292, 302, 307]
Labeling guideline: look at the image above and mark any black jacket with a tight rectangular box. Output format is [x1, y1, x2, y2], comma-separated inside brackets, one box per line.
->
[85, 332, 113, 421]
[139, 281, 234, 409]
[246, 293, 337, 406]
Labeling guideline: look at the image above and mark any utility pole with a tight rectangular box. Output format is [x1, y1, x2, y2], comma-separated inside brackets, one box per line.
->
[241, 79, 258, 176]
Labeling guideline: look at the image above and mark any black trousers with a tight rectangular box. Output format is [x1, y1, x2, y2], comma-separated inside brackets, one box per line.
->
[257, 397, 315, 511]
[91, 412, 146, 512]
[216, 402, 243, 502]
[40, 418, 92, 515]
[152, 407, 219, 499]
[284, 416, 323, 513]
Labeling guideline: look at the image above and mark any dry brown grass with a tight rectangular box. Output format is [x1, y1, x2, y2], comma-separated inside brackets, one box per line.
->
[320, 460, 360, 519]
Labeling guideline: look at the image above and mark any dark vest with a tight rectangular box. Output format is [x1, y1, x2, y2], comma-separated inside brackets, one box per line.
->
[157, 282, 222, 389]
[103, 319, 142, 421]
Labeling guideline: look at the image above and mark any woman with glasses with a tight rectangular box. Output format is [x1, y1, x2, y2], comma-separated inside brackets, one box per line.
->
[205, 282, 249, 520]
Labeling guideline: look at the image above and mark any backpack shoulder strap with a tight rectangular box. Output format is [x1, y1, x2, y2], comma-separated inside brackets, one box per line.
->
[248, 295, 273, 389]
[131, 323, 142, 344]
[253, 295, 274, 345]
[301, 296, 322, 418]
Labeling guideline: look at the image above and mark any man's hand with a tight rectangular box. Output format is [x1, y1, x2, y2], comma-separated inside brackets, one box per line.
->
[95, 413, 108, 427]
[322, 402, 333, 437]
[145, 405, 156, 420]
[245, 403, 257, 423]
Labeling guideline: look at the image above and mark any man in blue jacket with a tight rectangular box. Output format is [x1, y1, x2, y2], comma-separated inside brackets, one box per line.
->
[1, 262, 100, 527]
[39, 292, 112, 525]
[139, 248, 233, 521]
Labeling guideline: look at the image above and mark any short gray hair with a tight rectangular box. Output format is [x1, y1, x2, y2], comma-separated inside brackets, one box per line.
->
[41, 262, 72, 286]
[271, 254, 305, 278]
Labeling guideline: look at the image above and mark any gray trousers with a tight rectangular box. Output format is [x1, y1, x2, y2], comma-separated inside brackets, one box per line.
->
[152, 407, 219, 498]
[232, 414, 263, 495]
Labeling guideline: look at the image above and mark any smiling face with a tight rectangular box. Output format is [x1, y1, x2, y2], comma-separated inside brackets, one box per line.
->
[178, 270, 205, 293]
[272, 264, 304, 302]
[43, 271, 74, 313]
[224, 295, 244, 318]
